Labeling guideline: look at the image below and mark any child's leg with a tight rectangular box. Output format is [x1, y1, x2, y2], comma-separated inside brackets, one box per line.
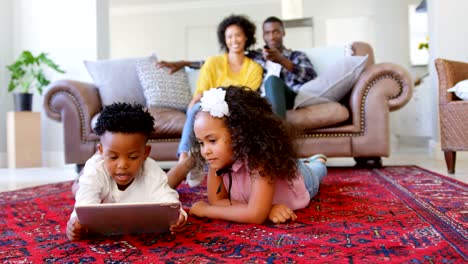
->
[177, 102, 201, 158]
[264, 76, 289, 118]
[298, 159, 327, 198]
[167, 102, 202, 188]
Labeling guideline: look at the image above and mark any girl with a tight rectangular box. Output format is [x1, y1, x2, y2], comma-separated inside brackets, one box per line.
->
[167, 14, 263, 188]
[189, 87, 327, 224]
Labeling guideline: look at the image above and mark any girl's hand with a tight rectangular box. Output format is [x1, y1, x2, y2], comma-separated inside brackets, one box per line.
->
[189, 201, 209, 217]
[169, 213, 187, 234]
[66, 216, 88, 241]
[269, 204, 297, 224]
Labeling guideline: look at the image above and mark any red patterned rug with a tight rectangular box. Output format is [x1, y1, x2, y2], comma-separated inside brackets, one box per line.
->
[0, 166, 466, 263]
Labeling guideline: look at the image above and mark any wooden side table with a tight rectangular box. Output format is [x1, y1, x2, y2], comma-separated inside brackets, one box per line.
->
[7, 111, 42, 168]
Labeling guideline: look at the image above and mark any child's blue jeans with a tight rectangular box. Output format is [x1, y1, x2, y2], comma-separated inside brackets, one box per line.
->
[298, 160, 327, 198]
[178, 102, 201, 156]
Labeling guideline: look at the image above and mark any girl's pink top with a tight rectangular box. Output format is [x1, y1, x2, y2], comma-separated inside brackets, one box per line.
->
[221, 160, 310, 210]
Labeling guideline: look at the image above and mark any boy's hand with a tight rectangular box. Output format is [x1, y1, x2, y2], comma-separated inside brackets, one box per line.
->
[66, 216, 88, 241]
[189, 201, 209, 217]
[269, 204, 297, 224]
[169, 213, 187, 234]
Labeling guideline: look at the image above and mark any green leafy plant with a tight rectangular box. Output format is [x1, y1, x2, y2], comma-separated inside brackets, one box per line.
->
[418, 36, 429, 51]
[6, 51, 65, 95]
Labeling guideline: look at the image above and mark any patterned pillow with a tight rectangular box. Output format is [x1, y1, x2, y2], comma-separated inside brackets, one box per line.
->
[135, 55, 192, 110]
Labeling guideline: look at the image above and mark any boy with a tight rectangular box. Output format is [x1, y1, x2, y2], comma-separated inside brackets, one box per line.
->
[67, 103, 187, 241]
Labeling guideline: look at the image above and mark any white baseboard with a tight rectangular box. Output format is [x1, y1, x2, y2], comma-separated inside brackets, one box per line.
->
[0, 151, 68, 168]
[390, 134, 399, 153]
[428, 139, 442, 160]
[42, 151, 67, 167]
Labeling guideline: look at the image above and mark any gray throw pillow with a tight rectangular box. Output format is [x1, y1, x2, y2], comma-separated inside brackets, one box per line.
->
[84, 57, 147, 106]
[294, 55, 368, 109]
[136, 56, 192, 111]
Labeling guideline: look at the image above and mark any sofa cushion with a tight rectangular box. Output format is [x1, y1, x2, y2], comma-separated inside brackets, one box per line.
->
[84, 57, 146, 106]
[294, 55, 368, 109]
[286, 102, 349, 132]
[147, 107, 186, 138]
[136, 56, 192, 111]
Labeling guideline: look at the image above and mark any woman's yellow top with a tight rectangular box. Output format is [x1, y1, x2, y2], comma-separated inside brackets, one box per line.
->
[195, 53, 263, 94]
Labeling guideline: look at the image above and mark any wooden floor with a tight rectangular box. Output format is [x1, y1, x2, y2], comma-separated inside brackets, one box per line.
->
[0, 146, 466, 193]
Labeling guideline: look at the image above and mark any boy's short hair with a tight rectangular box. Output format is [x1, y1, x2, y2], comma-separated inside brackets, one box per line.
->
[94, 102, 154, 138]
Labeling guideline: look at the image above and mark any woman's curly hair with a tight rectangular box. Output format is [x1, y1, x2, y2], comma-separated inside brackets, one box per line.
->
[217, 14, 256, 52]
[94, 102, 154, 139]
[191, 86, 299, 182]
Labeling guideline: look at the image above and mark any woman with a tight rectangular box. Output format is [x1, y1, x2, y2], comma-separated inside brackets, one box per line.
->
[167, 14, 263, 188]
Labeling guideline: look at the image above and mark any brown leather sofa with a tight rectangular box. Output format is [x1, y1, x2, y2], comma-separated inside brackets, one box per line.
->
[44, 42, 413, 171]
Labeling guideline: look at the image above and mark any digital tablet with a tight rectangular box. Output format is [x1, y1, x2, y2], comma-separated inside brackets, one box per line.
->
[75, 202, 180, 235]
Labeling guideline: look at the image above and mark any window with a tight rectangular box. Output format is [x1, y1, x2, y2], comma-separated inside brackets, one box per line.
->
[409, 4, 429, 65]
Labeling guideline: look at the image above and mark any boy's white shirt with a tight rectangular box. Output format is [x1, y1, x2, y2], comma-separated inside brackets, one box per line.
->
[70, 154, 187, 220]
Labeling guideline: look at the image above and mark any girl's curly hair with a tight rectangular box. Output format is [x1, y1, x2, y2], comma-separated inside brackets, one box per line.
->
[94, 102, 154, 139]
[191, 86, 299, 182]
[217, 14, 256, 52]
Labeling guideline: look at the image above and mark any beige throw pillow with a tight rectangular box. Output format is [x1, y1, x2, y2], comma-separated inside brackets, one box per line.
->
[294, 55, 368, 109]
[136, 55, 192, 111]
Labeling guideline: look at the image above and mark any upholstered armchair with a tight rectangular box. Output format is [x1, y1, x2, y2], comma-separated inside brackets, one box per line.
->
[435, 58, 468, 173]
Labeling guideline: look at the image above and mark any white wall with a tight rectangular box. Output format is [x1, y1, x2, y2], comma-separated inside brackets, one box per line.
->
[0, 0, 14, 167]
[0, 0, 109, 167]
[109, 0, 280, 60]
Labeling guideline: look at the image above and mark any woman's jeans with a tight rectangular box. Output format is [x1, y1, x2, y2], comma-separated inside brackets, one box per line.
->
[264, 76, 297, 118]
[178, 102, 201, 156]
[298, 160, 327, 198]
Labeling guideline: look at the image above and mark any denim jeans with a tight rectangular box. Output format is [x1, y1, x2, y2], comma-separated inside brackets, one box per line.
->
[177, 102, 201, 156]
[263, 76, 297, 118]
[298, 160, 327, 198]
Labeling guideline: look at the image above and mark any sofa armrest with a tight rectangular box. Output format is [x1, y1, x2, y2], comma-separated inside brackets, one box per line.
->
[348, 63, 413, 125]
[43, 80, 102, 140]
[435, 58, 468, 104]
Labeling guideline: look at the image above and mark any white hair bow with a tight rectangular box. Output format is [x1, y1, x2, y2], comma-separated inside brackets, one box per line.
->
[200, 88, 230, 118]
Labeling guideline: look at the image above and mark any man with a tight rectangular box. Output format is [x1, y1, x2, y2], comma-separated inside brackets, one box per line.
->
[158, 16, 317, 118]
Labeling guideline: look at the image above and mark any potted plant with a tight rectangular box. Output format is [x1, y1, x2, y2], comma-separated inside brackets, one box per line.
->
[6, 51, 65, 111]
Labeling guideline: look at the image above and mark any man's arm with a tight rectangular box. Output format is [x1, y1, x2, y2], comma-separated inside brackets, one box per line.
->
[156, 60, 204, 74]
[281, 51, 317, 92]
[262, 48, 294, 71]
[287, 51, 317, 82]
[260, 49, 316, 89]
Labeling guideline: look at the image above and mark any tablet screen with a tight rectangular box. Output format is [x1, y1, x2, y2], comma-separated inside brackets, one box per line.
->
[75, 202, 180, 235]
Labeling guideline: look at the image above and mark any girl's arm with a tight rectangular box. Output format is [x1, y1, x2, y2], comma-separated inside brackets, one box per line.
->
[191, 172, 275, 224]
